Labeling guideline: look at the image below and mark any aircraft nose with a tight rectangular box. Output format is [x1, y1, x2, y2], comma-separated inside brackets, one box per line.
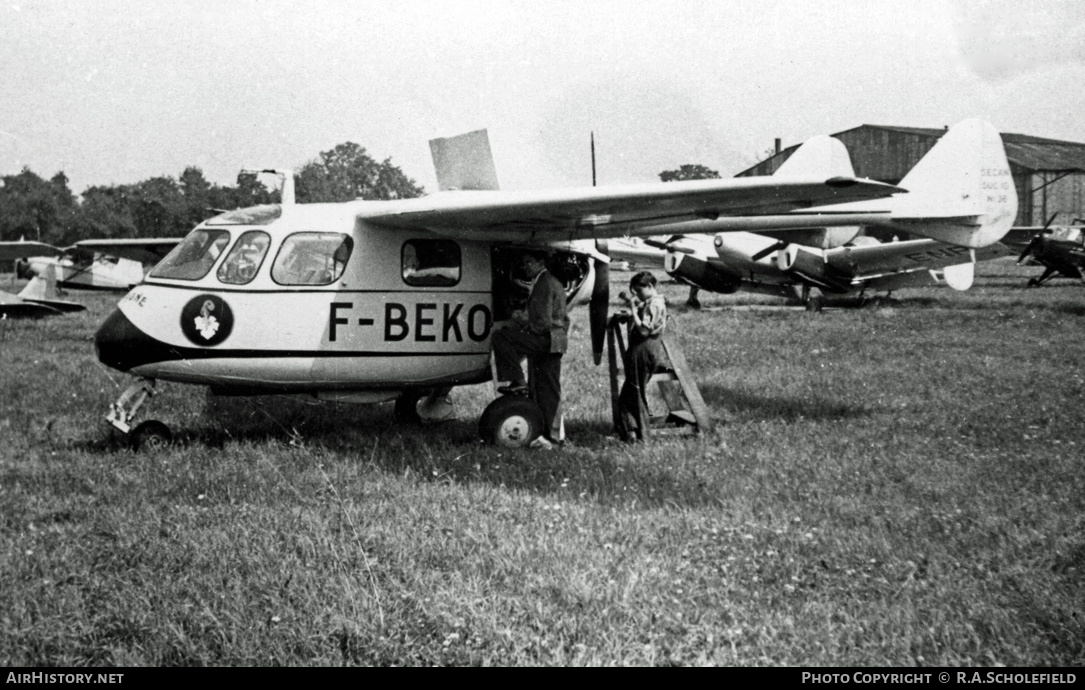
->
[96, 308, 158, 372]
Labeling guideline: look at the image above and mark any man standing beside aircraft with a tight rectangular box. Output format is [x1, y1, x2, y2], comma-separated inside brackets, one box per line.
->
[492, 251, 570, 448]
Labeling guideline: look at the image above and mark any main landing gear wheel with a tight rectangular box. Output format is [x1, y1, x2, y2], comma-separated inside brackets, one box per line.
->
[479, 396, 544, 448]
[129, 420, 173, 451]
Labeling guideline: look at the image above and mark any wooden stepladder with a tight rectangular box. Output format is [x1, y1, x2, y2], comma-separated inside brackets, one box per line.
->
[606, 314, 712, 441]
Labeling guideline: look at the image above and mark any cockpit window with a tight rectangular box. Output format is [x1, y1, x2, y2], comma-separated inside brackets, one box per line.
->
[217, 231, 271, 285]
[402, 239, 461, 287]
[149, 229, 231, 281]
[271, 232, 353, 286]
[204, 205, 282, 226]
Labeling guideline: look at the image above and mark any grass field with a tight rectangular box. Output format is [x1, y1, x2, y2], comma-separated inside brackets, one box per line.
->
[1, 260, 1083, 666]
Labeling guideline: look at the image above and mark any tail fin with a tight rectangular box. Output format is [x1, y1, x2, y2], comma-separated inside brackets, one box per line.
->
[17, 262, 61, 302]
[892, 119, 1017, 248]
[773, 136, 861, 248]
[17, 263, 85, 313]
[774, 135, 856, 179]
[429, 129, 500, 191]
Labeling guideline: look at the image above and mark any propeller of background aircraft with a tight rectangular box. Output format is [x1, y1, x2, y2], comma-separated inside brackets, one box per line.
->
[1017, 213, 1060, 264]
[749, 239, 790, 262]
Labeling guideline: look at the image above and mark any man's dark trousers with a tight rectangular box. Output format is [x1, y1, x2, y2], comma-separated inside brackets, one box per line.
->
[492, 327, 563, 438]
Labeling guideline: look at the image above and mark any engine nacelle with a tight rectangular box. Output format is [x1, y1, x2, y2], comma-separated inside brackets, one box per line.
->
[664, 252, 742, 294]
[775, 245, 851, 293]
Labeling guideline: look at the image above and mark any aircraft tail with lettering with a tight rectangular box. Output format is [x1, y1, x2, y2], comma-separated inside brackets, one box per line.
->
[888, 119, 1017, 248]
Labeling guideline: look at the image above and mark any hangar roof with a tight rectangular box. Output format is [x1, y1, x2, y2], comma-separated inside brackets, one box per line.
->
[740, 125, 1085, 177]
[844, 125, 1085, 173]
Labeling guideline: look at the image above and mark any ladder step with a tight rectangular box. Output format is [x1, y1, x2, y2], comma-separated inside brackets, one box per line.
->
[656, 379, 688, 413]
[606, 314, 712, 440]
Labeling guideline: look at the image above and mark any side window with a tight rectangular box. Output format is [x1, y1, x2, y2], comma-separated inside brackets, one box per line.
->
[402, 239, 461, 287]
[272, 232, 353, 286]
[217, 231, 271, 285]
[150, 229, 231, 281]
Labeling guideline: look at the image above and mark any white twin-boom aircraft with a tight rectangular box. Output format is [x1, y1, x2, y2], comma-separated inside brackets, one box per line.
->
[93, 119, 1015, 448]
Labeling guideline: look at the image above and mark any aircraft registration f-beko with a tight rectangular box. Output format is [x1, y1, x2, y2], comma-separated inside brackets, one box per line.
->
[611, 119, 1019, 307]
[94, 121, 1013, 449]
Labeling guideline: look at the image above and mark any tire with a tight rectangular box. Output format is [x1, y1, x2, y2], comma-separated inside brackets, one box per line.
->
[129, 420, 173, 451]
[478, 396, 545, 448]
[393, 391, 423, 425]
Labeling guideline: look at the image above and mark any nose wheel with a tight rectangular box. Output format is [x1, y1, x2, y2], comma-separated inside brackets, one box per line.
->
[107, 378, 173, 450]
[129, 420, 173, 451]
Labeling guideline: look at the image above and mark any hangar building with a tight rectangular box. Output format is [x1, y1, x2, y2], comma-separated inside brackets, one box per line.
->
[738, 125, 1085, 227]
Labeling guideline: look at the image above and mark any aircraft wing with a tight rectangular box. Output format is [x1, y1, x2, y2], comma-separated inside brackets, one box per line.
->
[0, 241, 65, 261]
[0, 290, 62, 318]
[362, 177, 904, 243]
[73, 238, 183, 264]
[608, 238, 667, 264]
[0, 238, 182, 264]
[827, 238, 1013, 282]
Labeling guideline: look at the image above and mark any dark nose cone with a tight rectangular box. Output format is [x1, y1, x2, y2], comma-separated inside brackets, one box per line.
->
[96, 308, 161, 372]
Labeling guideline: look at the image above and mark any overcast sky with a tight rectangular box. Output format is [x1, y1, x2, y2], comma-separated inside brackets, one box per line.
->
[2, 0, 1084, 195]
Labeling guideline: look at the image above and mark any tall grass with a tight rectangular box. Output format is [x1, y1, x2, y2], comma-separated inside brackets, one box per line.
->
[1, 260, 1082, 665]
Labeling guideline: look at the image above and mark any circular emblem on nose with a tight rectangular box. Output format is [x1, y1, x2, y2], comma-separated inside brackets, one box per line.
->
[181, 294, 234, 346]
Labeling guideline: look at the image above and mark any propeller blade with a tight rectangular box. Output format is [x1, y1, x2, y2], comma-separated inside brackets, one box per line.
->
[589, 257, 610, 365]
[644, 238, 695, 254]
[1017, 214, 1057, 264]
[750, 240, 788, 262]
[1017, 237, 1040, 264]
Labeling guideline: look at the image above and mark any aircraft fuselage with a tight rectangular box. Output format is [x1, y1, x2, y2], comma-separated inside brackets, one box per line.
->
[96, 202, 499, 395]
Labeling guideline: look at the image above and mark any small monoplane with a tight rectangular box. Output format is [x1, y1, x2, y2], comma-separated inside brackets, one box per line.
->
[92, 120, 1016, 449]
[0, 238, 182, 292]
[0, 264, 85, 318]
[1004, 216, 1085, 286]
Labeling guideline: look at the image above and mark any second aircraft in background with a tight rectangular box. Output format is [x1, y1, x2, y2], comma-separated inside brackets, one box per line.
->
[611, 120, 1017, 309]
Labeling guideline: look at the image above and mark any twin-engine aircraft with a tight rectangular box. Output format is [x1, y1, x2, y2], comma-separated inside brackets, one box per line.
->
[611, 119, 1019, 308]
[93, 120, 1015, 449]
[614, 232, 1012, 309]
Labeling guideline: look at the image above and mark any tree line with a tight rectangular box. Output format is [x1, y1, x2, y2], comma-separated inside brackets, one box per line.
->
[1, 136, 717, 248]
[0, 142, 424, 247]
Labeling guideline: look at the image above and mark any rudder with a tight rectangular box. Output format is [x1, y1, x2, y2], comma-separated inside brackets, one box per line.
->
[894, 119, 1017, 248]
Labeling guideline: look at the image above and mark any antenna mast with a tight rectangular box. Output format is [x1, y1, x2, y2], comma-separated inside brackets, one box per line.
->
[591, 132, 597, 187]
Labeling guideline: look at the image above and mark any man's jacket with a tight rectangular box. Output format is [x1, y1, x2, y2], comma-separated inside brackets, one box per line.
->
[526, 270, 570, 354]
